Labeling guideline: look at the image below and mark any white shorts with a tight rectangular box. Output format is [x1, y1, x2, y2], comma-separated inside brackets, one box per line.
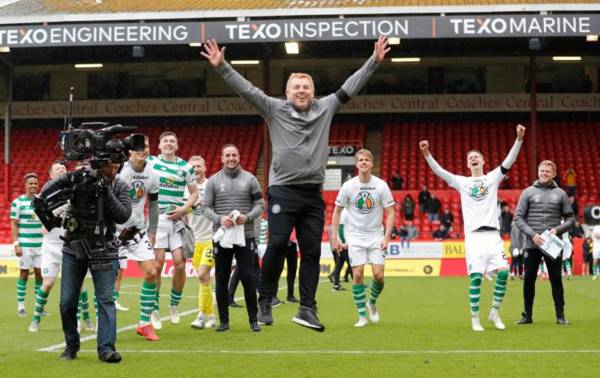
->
[562, 244, 573, 261]
[41, 241, 63, 278]
[347, 233, 385, 267]
[155, 215, 183, 252]
[18, 247, 42, 270]
[119, 232, 155, 269]
[593, 246, 600, 260]
[465, 230, 508, 274]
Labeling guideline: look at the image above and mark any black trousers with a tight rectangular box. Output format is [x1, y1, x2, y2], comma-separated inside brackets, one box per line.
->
[274, 241, 299, 298]
[332, 249, 351, 285]
[228, 253, 260, 303]
[259, 185, 324, 308]
[523, 247, 565, 318]
[511, 255, 524, 276]
[215, 240, 258, 324]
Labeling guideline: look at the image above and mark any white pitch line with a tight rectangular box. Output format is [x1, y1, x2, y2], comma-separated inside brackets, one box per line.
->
[38, 349, 600, 355]
[37, 280, 326, 353]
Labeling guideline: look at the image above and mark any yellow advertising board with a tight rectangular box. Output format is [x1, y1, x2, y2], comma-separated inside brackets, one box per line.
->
[442, 241, 511, 259]
[0, 259, 22, 278]
[318, 258, 440, 277]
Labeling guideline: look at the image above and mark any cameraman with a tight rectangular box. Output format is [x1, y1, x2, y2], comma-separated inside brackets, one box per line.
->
[40, 161, 131, 362]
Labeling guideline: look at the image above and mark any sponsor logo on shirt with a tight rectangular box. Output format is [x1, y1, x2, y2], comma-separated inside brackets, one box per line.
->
[469, 181, 489, 201]
[128, 181, 146, 203]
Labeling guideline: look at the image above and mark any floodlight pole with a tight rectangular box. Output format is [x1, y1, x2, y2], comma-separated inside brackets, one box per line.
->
[528, 48, 538, 182]
[1, 58, 12, 201]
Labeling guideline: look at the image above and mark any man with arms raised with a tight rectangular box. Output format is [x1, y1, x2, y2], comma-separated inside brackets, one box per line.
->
[419, 124, 525, 331]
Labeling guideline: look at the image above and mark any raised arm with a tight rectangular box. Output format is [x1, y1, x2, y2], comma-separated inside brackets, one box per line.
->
[419, 140, 456, 185]
[500, 124, 525, 172]
[202, 39, 278, 118]
[334, 36, 390, 105]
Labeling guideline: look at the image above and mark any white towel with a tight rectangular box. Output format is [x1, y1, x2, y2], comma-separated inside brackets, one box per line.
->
[213, 210, 246, 248]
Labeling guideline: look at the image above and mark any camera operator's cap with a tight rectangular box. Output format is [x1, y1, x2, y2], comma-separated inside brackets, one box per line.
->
[23, 172, 39, 181]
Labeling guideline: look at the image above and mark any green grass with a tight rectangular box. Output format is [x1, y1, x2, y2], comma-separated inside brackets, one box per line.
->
[1, 276, 599, 377]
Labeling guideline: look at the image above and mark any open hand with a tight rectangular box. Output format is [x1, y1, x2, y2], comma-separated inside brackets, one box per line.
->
[201, 39, 226, 67]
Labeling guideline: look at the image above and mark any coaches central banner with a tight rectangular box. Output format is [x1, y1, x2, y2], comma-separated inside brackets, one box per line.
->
[1, 14, 599, 47]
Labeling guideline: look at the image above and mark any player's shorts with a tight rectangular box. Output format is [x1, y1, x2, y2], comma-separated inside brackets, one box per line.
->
[593, 246, 600, 259]
[155, 215, 183, 252]
[41, 241, 63, 278]
[18, 247, 42, 270]
[119, 232, 155, 269]
[465, 230, 508, 274]
[192, 240, 215, 270]
[347, 233, 385, 267]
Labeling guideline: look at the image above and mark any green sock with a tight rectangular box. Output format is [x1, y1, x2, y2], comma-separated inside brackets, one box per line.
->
[34, 280, 42, 297]
[594, 264, 599, 276]
[169, 289, 182, 307]
[16, 278, 27, 305]
[492, 270, 509, 309]
[369, 280, 384, 305]
[563, 261, 572, 275]
[32, 289, 49, 322]
[140, 281, 157, 325]
[352, 284, 367, 318]
[80, 289, 91, 321]
[113, 290, 120, 302]
[469, 273, 483, 317]
[154, 290, 160, 311]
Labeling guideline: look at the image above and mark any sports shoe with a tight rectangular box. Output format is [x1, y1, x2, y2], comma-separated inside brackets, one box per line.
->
[151, 310, 162, 330]
[471, 316, 484, 332]
[41, 311, 51, 317]
[516, 312, 533, 325]
[249, 321, 262, 332]
[136, 323, 160, 341]
[17, 308, 27, 317]
[28, 320, 40, 333]
[488, 309, 506, 330]
[229, 301, 243, 308]
[190, 314, 206, 329]
[99, 351, 122, 363]
[292, 306, 325, 332]
[169, 305, 180, 324]
[216, 323, 230, 332]
[367, 302, 380, 323]
[257, 300, 273, 325]
[82, 319, 95, 332]
[567, 274, 573, 281]
[286, 296, 299, 303]
[557, 316, 571, 325]
[332, 284, 346, 291]
[354, 316, 368, 328]
[60, 348, 78, 361]
[204, 314, 217, 328]
[271, 297, 282, 308]
[115, 301, 129, 312]
[593, 275, 598, 281]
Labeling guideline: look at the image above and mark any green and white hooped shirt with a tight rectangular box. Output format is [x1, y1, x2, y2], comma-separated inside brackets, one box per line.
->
[147, 155, 196, 213]
[10, 195, 43, 248]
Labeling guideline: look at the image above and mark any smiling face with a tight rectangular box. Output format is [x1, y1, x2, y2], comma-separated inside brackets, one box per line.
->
[537, 161, 556, 185]
[158, 133, 178, 156]
[467, 150, 485, 175]
[190, 158, 206, 179]
[355, 152, 373, 175]
[24, 177, 38, 195]
[286, 74, 314, 111]
[221, 146, 240, 170]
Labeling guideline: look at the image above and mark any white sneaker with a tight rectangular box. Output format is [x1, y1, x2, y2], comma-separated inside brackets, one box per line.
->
[354, 316, 368, 328]
[367, 302, 380, 323]
[41, 311, 51, 317]
[488, 310, 506, 330]
[28, 320, 39, 333]
[17, 305, 26, 317]
[151, 310, 162, 330]
[115, 301, 130, 311]
[593, 275, 598, 281]
[471, 316, 484, 332]
[82, 319, 95, 331]
[204, 314, 217, 328]
[190, 314, 206, 329]
[169, 305, 180, 325]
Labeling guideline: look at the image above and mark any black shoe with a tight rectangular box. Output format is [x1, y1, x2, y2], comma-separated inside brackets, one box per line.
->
[286, 296, 299, 303]
[229, 301, 243, 308]
[60, 348, 78, 361]
[292, 306, 325, 332]
[516, 312, 533, 325]
[257, 300, 273, 325]
[271, 297, 282, 308]
[557, 317, 571, 325]
[99, 351, 122, 363]
[332, 284, 346, 291]
[249, 321, 262, 332]
[216, 323, 230, 332]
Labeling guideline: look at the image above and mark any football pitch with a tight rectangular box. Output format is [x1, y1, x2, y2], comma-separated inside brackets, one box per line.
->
[1, 276, 599, 377]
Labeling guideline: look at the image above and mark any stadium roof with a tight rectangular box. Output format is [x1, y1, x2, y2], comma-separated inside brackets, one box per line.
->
[1, 0, 599, 25]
